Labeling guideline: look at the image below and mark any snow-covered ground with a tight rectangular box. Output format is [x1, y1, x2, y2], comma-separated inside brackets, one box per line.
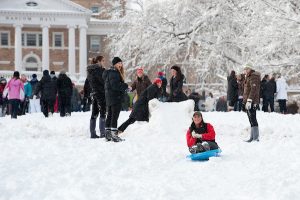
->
[0, 100, 299, 200]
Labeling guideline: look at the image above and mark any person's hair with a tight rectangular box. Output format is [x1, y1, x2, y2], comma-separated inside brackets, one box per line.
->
[117, 65, 125, 82]
[230, 70, 236, 77]
[13, 71, 20, 79]
[91, 56, 104, 64]
[209, 92, 213, 98]
[171, 65, 183, 81]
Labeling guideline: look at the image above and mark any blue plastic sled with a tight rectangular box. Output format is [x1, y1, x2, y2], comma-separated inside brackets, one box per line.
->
[187, 148, 222, 161]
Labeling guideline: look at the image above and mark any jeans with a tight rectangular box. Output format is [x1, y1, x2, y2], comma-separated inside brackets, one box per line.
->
[9, 99, 20, 119]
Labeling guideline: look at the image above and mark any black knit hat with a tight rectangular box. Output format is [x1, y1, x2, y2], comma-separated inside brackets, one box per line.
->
[43, 70, 49, 76]
[112, 57, 122, 66]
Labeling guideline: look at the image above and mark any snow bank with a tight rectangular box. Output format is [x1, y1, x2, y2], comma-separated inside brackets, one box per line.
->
[0, 100, 299, 200]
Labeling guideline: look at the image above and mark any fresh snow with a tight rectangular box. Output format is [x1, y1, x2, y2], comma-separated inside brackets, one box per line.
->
[0, 100, 299, 200]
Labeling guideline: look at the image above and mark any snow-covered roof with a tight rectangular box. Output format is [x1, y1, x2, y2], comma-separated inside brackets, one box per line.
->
[0, 0, 92, 15]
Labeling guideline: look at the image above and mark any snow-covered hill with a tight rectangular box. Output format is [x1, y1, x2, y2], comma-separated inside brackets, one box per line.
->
[0, 100, 299, 200]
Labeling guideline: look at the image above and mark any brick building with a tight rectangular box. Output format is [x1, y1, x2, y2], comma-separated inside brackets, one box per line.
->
[0, 0, 123, 83]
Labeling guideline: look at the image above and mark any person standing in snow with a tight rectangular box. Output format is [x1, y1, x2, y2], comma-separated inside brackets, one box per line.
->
[102, 57, 128, 142]
[33, 70, 57, 117]
[56, 71, 73, 117]
[3, 71, 24, 119]
[227, 70, 238, 111]
[243, 64, 261, 142]
[157, 71, 168, 102]
[86, 56, 106, 138]
[276, 73, 288, 114]
[118, 78, 162, 133]
[168, 65, 187, 102]
[263, 75, 276, 112]
[129, 67, 152, 105]
[186, 111, 219, 154]
[0, 77, 8, 117]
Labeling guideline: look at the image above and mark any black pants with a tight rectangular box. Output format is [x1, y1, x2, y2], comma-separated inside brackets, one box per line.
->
[91, 98, 106, 119]
[278, 99, 287, 113]
[118, 117, 136, 132]
[41, 99, 55, 117]
[246, 104, 258, 127]
[59, 96, 71, 117]
[9, 99, 20, 119]
[263, 97, 274, 112]
[19, 97, 29, 115]
[106, 103, 122, 129]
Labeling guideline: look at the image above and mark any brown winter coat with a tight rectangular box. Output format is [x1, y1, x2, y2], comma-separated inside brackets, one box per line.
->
[131, 75, 152, 97]
[243, 70, 261, 104]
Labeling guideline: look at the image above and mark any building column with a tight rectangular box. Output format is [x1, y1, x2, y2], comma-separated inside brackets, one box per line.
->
[41, 24, 50, 72]
[68, 25, 76, 78]
[14, 24, 23, 72]
[79, 25, 88, 81]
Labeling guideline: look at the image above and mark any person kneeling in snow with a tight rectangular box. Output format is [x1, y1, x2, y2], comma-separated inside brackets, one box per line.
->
[118, 78, 162, 133]
[186, 111, 219, 154]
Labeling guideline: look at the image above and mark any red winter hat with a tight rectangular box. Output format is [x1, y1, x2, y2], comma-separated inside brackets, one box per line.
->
[153, 78, 162, 85]
[157, 71, 164, 76]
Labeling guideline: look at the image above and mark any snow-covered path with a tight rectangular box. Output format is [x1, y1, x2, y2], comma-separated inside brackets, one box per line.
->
[0, 100, 299, 200]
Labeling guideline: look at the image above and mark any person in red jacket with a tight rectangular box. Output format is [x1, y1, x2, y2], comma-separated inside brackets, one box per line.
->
[186, 111, 219, 154]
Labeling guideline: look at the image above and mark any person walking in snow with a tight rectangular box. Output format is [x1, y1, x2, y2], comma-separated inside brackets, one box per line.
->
[186, 111, 219, 154]
[276, 73, 288, 114]
[3, 71, 24, 119]
[86, 55, 106, 138]
[243, 64, 261, 142]
[118, 78, 162, 133]
[102, 57, 129, 142]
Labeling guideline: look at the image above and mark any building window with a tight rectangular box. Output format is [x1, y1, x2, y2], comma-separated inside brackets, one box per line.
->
[90, 36, 100, 51]
[27, 33, 37, 46]
[38, 34, 42, 46]
[21, 32, 42, 47]
[0, 32, 9, 46]
[53, 33, 63, 48]
[91, 6, 99, 14]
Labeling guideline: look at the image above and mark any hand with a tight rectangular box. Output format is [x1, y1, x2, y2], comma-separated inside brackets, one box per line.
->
[245, 99, 252, 110]
[33, 95, 37, 99]
[192, 131, 202, 139]
[128, 86, 132, 91]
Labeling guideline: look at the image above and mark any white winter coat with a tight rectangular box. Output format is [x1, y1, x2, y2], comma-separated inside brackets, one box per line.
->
[276, 77, 288, 100]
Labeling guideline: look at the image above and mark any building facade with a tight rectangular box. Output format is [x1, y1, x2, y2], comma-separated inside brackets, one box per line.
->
[0, 0, 122, 83]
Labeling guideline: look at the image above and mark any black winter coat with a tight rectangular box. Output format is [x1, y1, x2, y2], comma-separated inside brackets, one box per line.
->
[57, 74, 73, 98]
[87, 64, 105, 103]
[34, 74, 57, 100]
[102, 67, 128, 106]
[227, 75, 238, 103]
[169, 75, 187, 102]
[130, 84, 161, 121]
[83, 78, 91, 98]
[264, 79, 277, 99]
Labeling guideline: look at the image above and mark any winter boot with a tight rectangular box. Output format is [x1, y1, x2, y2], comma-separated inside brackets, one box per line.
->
[110, 129, 124, 142]
[99, 118, 106, 138]
[245, 128, 254, 142]
[90, 119, 99, 139]
[105, 128, 112, 142]
[252, 126, 260, 142]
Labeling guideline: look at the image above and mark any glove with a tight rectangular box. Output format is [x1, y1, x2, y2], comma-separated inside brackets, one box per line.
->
[245, 99, 252, 110]
[33, 95, 37, 99]
[192, 131, 202, 139]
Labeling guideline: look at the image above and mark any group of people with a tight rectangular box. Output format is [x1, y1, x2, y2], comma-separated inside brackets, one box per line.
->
[85, 56, 190, 142]
[227, 67, 289, 114]
[0, 70, 76, 118]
